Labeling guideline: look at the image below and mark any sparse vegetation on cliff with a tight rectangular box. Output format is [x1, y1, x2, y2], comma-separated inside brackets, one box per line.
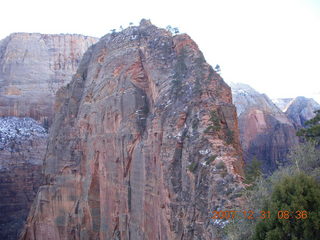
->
[225, 128, 234, 145]
[297, 109, 320, 145]
[187, 162, 198, 173]
[206, 154, 217, 165]
[205, 110, 221, 133]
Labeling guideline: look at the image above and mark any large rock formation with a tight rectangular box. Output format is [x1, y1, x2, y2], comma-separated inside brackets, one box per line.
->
[284, 96, 320, 127]
[0, 33, 97, 239]
[0, 117, 47, 240]
[230, 83, 299, 173]
[0, 33, 98, 127]
[21, 20, 244, 240]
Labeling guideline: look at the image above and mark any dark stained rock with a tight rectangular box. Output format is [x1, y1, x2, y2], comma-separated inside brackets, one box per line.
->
[0, 117, 47, 240]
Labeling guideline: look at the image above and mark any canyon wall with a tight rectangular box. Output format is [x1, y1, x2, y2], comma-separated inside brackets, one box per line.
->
[231, 83, 299, 173]
[0, 117, 47, 240]
[21, 20, 244, 240]
[0, 33, 98, 127]
[0, 33, 97, 239]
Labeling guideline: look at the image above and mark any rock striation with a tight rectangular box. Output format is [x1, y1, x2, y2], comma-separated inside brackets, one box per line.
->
[231, 83, 299, 173]
[0, 33, 97, 239]
[0, 117, 47, 240]
[284, 96, 320, 127]
[0, 33, 98, 127]
[21, 20, 244, 240]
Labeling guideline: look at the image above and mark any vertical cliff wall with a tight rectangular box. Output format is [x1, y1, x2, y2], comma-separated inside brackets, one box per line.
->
[0, 117, 47, 240]
[231, 83, 299, 173]
[21, 20, 244, 240]
[0, 33, 97, 239]
[0, 33, 98, 127]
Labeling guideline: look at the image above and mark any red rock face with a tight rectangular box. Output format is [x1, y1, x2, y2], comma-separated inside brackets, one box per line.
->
[21, 20, 244, 240]
[231, 83, 299, 172]
[0, 33, 97, 239]
[0, 33, 98, 127]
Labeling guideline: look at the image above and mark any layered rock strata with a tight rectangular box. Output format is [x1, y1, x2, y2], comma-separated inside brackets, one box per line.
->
[0, 33, 97, 239]
[0, 33, 98, 127]
[231, 83, 299, 173]
[21, 20, 244, 240]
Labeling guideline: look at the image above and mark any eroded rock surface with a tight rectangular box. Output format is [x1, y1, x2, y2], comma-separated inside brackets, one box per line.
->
[231, 83, 299, 173]
[21, 20, 244, 240]
[0, 33, 98, 127]
[0, 117, 47, 240]
[0, 33, 97, 240]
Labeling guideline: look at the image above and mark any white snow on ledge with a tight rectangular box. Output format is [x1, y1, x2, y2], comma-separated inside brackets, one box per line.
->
[0, 116, 47, 150]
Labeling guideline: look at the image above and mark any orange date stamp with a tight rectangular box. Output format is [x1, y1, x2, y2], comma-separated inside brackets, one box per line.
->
[210, 210, 308, 220]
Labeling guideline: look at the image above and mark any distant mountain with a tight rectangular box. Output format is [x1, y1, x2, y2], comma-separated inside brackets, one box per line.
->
[231, 83, 281, 115]
[285, 96, 320, 127]
[230, 83, 299, 173]
[272, 98, 293, 111]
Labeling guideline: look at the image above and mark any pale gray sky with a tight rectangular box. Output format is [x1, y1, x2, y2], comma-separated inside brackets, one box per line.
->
[1, 0, 320, 103]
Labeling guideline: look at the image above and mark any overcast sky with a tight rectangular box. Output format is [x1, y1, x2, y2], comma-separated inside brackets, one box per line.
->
[1, 0, 320, 103]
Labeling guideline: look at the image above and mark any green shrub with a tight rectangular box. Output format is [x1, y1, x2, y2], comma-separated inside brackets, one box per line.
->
[206, 154, 217, 165]
[205, 110, 221, 133]
[225, 141, 320, 240]
[244, 156, 262, 185]
[187, 162, 198, 173]
[225, 128, 234, 145]
[297, 109, 320, 144]
[254, 173, 320, 240]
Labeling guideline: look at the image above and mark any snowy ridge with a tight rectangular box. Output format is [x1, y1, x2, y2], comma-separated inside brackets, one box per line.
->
[229, 82, 259, 96]
[230, 82, 282, 116]
[0, 117, 47, 151]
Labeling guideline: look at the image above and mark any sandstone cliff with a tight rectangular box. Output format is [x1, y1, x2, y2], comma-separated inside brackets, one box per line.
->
[0, 33, 98, 127]
[284, 96, 320, 127]
[0, 33, 97, 239]
[231, 83, 299, 173]
[0, 117, 47, 240]
[21, 20, 244, 240]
